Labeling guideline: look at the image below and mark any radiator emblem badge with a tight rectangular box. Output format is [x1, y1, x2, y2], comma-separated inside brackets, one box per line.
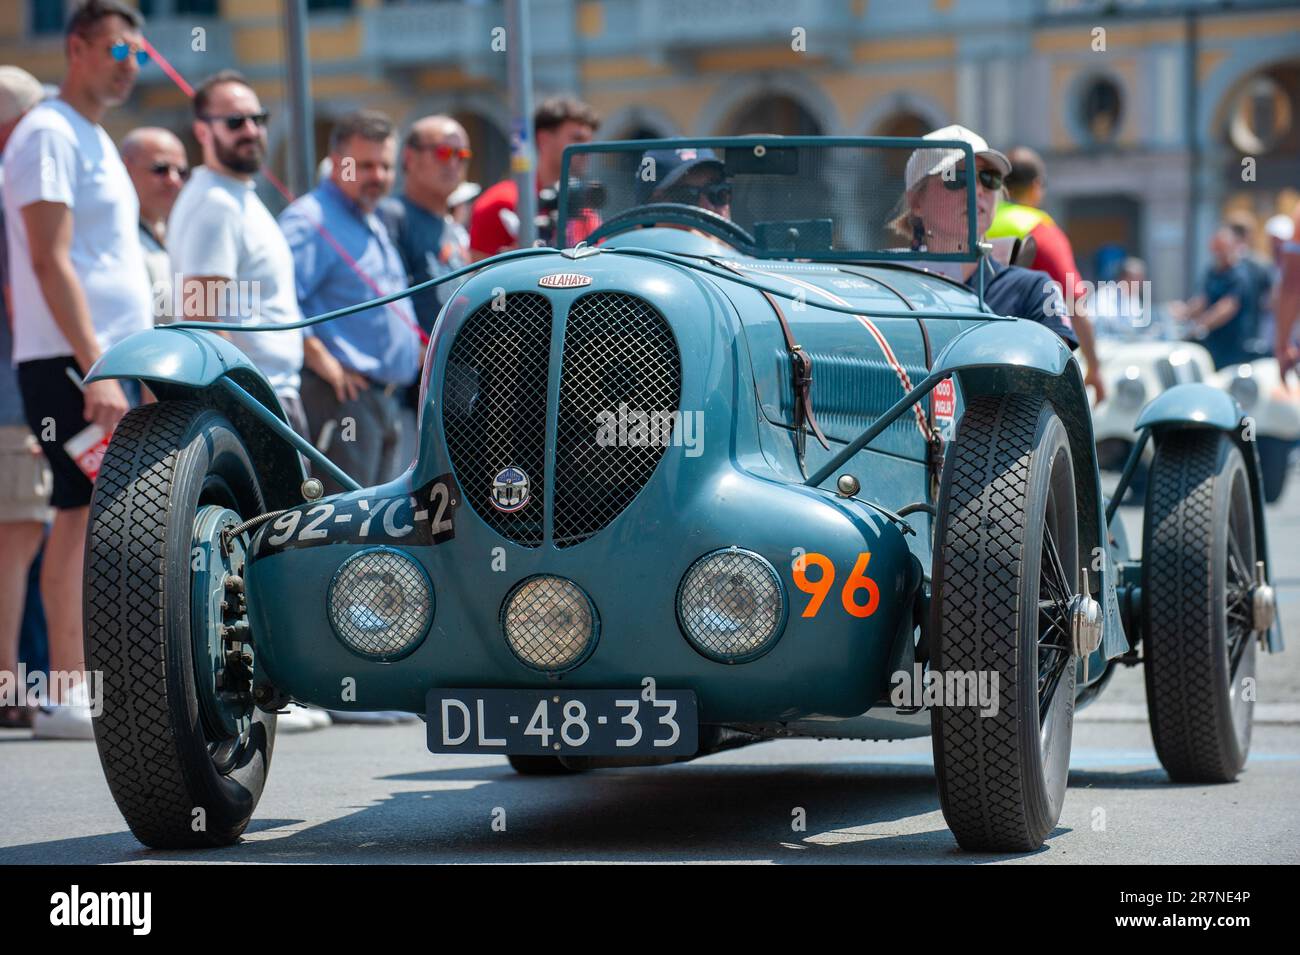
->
[538, 272, 593, 289]
[491, 466, 530, 512]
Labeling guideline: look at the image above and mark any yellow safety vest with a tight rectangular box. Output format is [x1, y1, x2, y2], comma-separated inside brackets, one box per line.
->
[988, 202, 1055, 240]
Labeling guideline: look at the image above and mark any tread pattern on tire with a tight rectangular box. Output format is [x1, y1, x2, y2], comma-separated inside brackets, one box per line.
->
[1143, 430, 1248, 783]
[932, 393, 1066, 851]
[86, 401, 262, 847]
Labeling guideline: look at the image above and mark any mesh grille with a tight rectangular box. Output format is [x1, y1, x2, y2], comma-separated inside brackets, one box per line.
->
[443, 293, 552, 546]
[678, 550, 783, 660]
[503, 576, 597, 671]
[553, 293, 681, 547]
[328, 550, 432, 658]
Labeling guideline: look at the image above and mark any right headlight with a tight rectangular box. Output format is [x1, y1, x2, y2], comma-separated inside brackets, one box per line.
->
[677, 548, 785, 663]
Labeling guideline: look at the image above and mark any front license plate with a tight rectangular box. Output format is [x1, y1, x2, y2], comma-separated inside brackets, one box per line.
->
[426, 688, 698, 756]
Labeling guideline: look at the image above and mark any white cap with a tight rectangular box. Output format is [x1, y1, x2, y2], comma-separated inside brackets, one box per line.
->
[0, 66, 44, 127]
[1266, 213, 1295, 242]
[904, 124, 1011, 193]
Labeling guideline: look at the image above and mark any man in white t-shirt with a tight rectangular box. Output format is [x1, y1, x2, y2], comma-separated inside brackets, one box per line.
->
[2, 0, 153, 737]
[167, 70, 307, 434]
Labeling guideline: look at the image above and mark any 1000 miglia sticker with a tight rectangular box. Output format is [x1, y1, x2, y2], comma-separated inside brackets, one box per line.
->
[252, 473, 458, 557]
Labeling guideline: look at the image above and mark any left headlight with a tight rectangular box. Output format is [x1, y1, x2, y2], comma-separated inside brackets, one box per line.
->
[677, 548, 785, 662]
[328, 548, 433, 659]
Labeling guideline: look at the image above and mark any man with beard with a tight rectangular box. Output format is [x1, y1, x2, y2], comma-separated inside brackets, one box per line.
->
[167, 70, 306, 434]
[3, 0, 154, 738]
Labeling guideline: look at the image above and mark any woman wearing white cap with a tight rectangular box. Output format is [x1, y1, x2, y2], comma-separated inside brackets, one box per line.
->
[891, 124, 1077, 347]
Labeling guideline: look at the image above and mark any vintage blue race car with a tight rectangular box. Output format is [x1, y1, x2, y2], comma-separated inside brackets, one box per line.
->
[83, 137, 1283, 853]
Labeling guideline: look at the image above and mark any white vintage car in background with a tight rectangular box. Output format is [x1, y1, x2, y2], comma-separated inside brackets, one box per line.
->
[1084, 311, 1299, 502]
[1214, 358, 1300, 502]
[1087, 337, 1217, 471]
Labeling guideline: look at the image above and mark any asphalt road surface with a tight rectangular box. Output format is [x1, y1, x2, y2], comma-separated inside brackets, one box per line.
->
[3, 470, 1298, 865]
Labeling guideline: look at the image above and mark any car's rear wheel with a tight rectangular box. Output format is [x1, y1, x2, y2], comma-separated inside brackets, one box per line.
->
[931, 394, 1079, 852]
[86, 401, 275, 848]
[1142, 429, 1256, 783]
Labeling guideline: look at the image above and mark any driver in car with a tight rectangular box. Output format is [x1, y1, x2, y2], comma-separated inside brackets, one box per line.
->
[637, 147, 732, 220]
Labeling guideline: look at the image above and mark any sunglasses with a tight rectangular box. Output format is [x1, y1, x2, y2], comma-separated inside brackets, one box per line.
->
[415, 143, 472, 163]
[150, 161, 189, 180]
[202, 111, 270, 132]
[109, 41, 149, 66]
[940, 167, 1005, 192]
[668, 182, 732, 207]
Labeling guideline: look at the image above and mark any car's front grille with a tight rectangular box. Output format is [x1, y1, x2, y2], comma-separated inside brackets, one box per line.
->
[442, 293, 551, 547]
[1155, 358, 1177, 391]
[552, 293, 680, 547]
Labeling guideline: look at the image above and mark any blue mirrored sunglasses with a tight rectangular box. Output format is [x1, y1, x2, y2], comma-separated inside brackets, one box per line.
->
[109, 41, 149, 66]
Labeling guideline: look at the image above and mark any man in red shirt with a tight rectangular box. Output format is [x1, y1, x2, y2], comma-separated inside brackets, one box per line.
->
[469, 95, 599, 260]
[988, 146, 1106, 402]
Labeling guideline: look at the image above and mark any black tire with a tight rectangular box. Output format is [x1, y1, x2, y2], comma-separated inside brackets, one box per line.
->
[507, 755, 583, 776]
[931, 394, 1079, 852]
[86, 401, 276, 848]
[1256, 436, 1292, 504]
[1142, 430, 1256, 783]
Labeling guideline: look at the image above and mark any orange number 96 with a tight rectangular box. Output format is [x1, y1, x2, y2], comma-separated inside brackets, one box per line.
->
[792, 552, 880, 619]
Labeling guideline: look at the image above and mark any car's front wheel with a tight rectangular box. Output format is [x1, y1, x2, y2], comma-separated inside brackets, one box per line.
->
[931, 394, 1080, 852]
[86, 400, 276, 848]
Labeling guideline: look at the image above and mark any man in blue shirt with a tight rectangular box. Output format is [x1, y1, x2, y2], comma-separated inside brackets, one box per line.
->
[279, 110, 423, 493]
[1172, 227, 1258, 369]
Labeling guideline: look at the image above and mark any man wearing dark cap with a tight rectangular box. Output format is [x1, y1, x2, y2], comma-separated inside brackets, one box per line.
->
[636, 146, 732, 219]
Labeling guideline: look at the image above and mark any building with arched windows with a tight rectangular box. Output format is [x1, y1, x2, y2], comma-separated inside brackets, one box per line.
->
[2, 0, 1298, 297]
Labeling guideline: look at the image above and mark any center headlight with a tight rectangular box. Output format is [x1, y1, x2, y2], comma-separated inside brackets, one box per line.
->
[502, 576, 599, 672]
[328, 548, 433, 660]
[677, 548, 785, 662]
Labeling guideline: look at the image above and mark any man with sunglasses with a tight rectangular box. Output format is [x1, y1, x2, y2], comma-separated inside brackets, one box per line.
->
[121, 126, 187, 322]
[2, 0, 154, 737]
[167, 70, 306, 436]
[379, 115, 472, 333]
[638, 147, 733, 221]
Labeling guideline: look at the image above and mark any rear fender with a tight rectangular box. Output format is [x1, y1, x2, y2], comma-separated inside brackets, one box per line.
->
[1136, 383, 1281, 652]
[934, 320, 1128, 660]
[85, 327, 305, 510]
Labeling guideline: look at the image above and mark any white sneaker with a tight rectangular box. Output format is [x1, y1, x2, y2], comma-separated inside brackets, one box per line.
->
[325, 710, 419, 725]
[32, 682, 95, 741]
[276, 704, 331, 733]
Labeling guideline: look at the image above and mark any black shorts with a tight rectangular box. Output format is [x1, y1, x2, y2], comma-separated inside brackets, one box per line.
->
[16, 356, 138, 510]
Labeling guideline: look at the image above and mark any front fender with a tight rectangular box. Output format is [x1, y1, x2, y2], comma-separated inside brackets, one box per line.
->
[936, 320, 1128, 661]
[1135, 382, 1240, 432]
[86, 327, 305, 510]
[1134, 382, 1280, 651]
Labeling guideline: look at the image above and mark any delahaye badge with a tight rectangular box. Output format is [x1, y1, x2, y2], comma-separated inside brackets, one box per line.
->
[538, 273, 593, 289]
[491, 466, 530, 512]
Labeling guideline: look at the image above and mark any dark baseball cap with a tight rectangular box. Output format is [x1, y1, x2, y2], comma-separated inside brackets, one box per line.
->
[635, 147, 725, 205]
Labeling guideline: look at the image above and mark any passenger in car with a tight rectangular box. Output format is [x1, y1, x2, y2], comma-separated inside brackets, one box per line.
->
[891, 125, 1078, 349]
